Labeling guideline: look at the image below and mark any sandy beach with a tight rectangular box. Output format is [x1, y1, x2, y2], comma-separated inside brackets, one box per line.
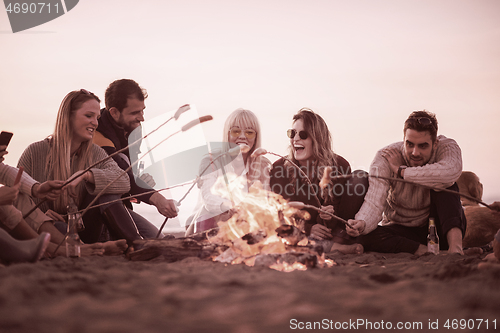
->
[1, 246, 499, 333]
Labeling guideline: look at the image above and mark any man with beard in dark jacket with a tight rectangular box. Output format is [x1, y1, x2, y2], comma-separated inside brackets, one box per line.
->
[93, 79, 178, 238]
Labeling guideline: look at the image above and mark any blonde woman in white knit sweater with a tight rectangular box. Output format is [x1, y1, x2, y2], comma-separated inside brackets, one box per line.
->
[347, 110, 466, 255]
[185, 108, 271, 235]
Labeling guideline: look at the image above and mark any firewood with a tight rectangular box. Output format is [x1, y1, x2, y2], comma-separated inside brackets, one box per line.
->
[128, 237, 218, 262]
[254, 252, 318, 268]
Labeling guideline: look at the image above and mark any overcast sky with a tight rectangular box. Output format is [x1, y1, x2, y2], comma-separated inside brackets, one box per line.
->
[1, 0, 499, 228]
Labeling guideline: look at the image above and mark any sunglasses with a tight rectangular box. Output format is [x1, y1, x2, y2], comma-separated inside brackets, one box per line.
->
[287, 129, 309, 140]
[80, 88, 96, 97]
[229, 127, 257, 139]
[407, 117, 434, 128]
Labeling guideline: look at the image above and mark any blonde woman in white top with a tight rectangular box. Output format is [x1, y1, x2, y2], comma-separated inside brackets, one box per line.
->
[186, 108, 271, 235]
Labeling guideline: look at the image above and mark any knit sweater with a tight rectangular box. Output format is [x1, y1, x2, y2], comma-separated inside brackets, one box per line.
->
[355, 135, 462, 234]
[0, 162, 39, 229]
[0, 163, 38, 197]
[17, 138, 130, 214]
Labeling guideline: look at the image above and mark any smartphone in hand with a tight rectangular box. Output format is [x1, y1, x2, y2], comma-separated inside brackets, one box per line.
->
[0, 131, 13, 149]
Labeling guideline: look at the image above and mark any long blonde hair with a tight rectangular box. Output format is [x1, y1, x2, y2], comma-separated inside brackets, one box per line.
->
[47, 90, 101, 211]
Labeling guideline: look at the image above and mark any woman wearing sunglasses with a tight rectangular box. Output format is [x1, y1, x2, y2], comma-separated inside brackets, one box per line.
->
[17, 89, 147, 253]
[185, 108, 271, 235]
[270, 108, 366, 254]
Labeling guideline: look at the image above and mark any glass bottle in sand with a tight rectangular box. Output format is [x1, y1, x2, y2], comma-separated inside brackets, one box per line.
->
[427, 217, 439, 255]
[66, 199, 81, 258]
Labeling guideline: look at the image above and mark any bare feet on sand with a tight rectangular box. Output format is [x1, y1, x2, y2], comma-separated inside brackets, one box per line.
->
[47, 243, 104, 257]
[463, 247, 484, 255]
[447, 244, 464, 255]
[477, 253, 500, 270]
[103, 240, 128, 256]
[46, 241, 126, 257]
[81, 243, 105, 256]
[331, 243, 364, 255]
[414, 244, 467, 256]
[74, 240, 127, 256]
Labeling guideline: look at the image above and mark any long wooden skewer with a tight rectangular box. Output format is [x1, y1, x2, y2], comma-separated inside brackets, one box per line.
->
[54, 116, 213, 253]
[331, 173, 493, 209]
[51, 181, 193, 219]
[80, 116, 213, 218]
[52, 116, 213, 255]
[251, 149, 326, 224]
[252, 149, 495, 226]
[155, 144, 248, 238]
[23, 104, 191, 220]
[287, 201, 353, 229]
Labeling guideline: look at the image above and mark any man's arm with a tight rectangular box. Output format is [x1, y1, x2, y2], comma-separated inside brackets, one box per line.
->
[351, 145, 396, 235]
[149, 192, 178, 218]
[404, 136, 462, 188]
[98, 145, 155, 203]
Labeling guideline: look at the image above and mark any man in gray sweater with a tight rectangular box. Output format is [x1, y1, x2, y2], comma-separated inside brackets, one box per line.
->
[347, 110, 466, 254]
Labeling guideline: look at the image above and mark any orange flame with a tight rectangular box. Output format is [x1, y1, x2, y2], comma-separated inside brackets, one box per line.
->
[209, 173, 336, 272]
[269, 262, 308, 272]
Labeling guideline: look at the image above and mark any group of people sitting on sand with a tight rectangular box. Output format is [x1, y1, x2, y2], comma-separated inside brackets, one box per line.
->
[1, 78, 499, 266]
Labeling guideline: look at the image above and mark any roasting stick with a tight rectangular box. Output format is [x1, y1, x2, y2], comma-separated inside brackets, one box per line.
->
[251, 148, 315, 187]
[287, 201, 353, 229]
[329, 173, 493, 210]
[81, 116, 213, 221]
[253, 150, 495, 229]
[46, 182, 194, 222]
[251, 148, 329, 225]
[14, 166, 24, 185]
[22, 104, 192, 220]
[155, 144, 246, 238]
[291, 167, 494, 231]
[50, 181, 193, 220]
[52, 116, 214, 255]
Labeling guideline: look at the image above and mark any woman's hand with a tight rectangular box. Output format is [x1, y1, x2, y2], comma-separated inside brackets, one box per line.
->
[319, 205, 334, 220]
[65, 171, 91, 199]
[0, 182, 20, 205]
[219, 201, 236, 221]
[139, 173, 156, 187]
[346, 219, 365, 237]
[0, 146, 8, 163]
[490, 201, 500, 212]
[45, 209, 65, 222]
[32, 180, 65, 201]
[150, 192, 178, 218]
[310, 224, 333, 240]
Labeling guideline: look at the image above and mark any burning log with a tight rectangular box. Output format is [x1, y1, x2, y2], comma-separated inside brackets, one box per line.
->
[275, 224, 308, 246]
[254, 252, 318, 269]
[128, 171, 339, 272]
[241, 230, 267, 245]
[128, 237, 227, 262]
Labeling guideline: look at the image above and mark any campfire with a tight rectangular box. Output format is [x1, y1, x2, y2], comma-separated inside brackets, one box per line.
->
[204, 174, 334, 271]
[130, 173, 335, 272]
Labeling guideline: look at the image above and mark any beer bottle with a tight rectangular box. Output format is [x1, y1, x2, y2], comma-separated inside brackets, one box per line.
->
[427, 217, 439, 255]
[66, 199, 81, 258]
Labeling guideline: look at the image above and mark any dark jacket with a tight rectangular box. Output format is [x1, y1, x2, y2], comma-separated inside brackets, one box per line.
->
[270, 155, 351, 235]
[93, 108, 154, 208]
